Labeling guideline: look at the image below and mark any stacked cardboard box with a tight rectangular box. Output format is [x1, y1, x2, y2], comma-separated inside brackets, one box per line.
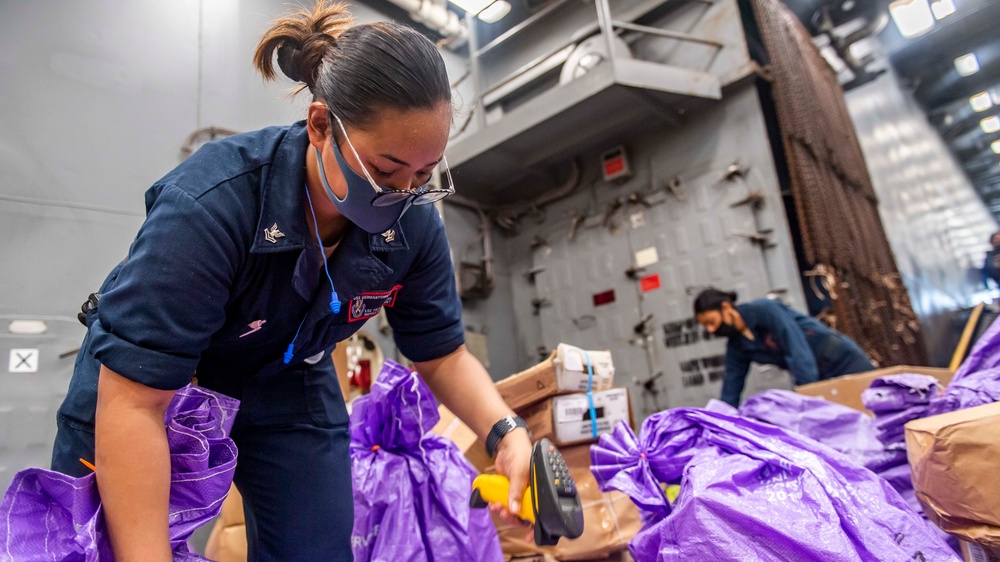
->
[518, 388, 630, 447]
[795, 365, 953, 414]
[496, 344, 631, 446]
[432, 344, 632, 468]
[494, 345, 637, 560]
[432, 344, 639, 561]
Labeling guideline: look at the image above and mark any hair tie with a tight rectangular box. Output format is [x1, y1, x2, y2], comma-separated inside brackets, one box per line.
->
[276, 41, 305, 83]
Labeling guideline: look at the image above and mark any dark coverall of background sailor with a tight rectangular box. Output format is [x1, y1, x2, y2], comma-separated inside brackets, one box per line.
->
[695, 289, 876, 407]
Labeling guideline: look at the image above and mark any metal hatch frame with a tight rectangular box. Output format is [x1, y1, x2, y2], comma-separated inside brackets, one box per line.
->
[447, 0, 727, 206]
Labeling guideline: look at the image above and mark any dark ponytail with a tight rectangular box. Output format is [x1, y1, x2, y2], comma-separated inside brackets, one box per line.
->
[253, 1, 451, 129]
[693, 288, 738, 315]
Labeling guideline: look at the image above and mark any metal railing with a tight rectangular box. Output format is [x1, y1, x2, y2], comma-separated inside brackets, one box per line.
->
[464, 0, 724, 128]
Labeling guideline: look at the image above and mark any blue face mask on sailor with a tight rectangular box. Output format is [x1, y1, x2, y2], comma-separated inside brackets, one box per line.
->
[314, 112, 455, 234]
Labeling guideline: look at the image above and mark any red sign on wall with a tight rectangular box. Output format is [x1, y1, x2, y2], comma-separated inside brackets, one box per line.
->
[640, 274, 661, 292]
[603, 157, 625, 177]
[592, 289, 616, 306]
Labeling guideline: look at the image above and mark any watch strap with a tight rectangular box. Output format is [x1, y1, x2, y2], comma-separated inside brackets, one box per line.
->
[485, 415, 528, 457]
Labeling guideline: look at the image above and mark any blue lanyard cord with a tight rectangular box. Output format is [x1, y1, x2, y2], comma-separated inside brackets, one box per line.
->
[585, 351, 598, 439]
[304, 183, 341, 314]
[283, 317, 307, 365]
[285, 184, 341, 365]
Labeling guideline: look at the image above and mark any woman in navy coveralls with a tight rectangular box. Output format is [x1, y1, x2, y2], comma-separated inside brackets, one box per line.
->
[51, 3, 532, 560]
[694, 288, 875, 407]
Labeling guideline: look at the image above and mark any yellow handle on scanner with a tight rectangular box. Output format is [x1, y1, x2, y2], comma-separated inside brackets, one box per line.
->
[471, 474, 534, 522]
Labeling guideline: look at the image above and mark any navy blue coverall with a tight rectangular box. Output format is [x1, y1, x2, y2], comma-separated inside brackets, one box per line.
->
[721, 299, 874, 406]
[52, 121, 465, 560]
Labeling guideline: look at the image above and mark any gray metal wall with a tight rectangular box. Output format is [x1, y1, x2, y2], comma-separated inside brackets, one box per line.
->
[525, 82, 804, 420]
[448, 80, 806, 422]
[846, 69, 998, 365]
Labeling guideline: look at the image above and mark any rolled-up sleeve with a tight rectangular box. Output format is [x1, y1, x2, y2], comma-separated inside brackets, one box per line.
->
[91, 183, 238, 390]
[387, 208, 465, 362]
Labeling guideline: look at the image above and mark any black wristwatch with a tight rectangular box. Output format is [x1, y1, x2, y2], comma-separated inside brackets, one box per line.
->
[485, 415, 528, 458]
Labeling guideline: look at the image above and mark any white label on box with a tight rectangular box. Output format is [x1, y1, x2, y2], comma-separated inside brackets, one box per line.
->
[966, 542, 991, 562]
[562, 347, 584, 373]
[555, 344, 616, 393]
[552, 388, 629, 443]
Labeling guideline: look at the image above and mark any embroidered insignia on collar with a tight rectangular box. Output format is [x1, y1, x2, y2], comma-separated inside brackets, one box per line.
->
[264, 223, 285, 244]
[381, 229, 396, 243]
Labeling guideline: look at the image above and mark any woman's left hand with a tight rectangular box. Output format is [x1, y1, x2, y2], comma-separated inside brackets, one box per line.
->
[491, 427, 533, 535]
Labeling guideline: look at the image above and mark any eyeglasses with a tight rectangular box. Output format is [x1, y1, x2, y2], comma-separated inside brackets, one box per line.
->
[329, 111, 456, 207]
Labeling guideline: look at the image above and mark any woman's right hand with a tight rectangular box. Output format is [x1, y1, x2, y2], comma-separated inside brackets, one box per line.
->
[95, 365, 177, 562]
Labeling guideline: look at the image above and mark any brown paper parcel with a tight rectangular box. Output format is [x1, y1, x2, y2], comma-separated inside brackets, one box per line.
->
[905, 401, 1000, 550]
[492, 444, 642, 560]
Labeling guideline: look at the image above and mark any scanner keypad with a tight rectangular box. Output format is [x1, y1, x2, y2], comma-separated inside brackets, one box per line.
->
[547, 446, 576, 497]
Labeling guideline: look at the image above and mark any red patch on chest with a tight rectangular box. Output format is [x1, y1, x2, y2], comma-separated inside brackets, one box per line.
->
[348, 285, 402, 323]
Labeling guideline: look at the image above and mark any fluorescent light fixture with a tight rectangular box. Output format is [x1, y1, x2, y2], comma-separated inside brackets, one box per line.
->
[930, 0, 956, 19]
[8, 320, 47, 335]
[449, 0, 493, 11]
[889, 0, 935, 38]
[992, 140, 1000, 154]
[982, 116, 1000, 134]
[955, 53, 980, 76]
[971, 92, 993, 112]
[449, 0, 511, 22]
[477, 0, 510, 23]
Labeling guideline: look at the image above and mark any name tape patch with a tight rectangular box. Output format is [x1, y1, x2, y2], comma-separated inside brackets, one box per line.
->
[348, 285, 403, 323]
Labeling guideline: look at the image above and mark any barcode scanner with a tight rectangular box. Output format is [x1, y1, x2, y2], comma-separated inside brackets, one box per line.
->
[469, 438, 585, 546]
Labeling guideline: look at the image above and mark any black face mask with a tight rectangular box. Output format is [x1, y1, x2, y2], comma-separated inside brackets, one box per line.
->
[714, 320, 742, 339]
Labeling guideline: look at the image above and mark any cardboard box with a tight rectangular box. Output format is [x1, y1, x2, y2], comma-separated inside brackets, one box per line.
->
[204, 484, 248, 562]
[497, 345, 615, 411]
[204, 524, 248, 562]
[796, 365, 953, 414]
[494, 444, 642, 561]
[905, 402, 1000, 553]
[519, 388, 630, 447]
[430, 404, 494, 473]
[961, 539, 1000, 562]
